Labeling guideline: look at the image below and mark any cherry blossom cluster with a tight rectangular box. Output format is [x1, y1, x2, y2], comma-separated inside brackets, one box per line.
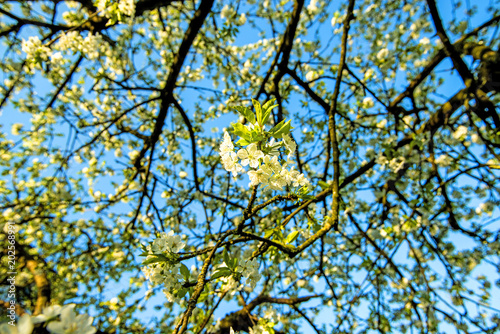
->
[21, 32, 105, 69]
[219, 131, 309, 190]
[21, 37, 52, 64]
[21, 1, 136, 66]
[141, 231, 187, 302]
[95, 0, 135, 23]
[217, 258, 262, 295]
[241, 258, 261, 289]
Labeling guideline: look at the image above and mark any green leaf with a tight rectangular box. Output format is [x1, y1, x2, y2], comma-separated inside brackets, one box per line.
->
[250, 129, 265, 142]
[285, 231, 300, 244]
[262, 98, 277, 111]
[180, 263, 190, 280]
[269, 119, 287, 135]
[261, 105, 277, 126]
[211, 267, 233, 280]
[260, 99, 278, 127]
[299, 194, 315, 200]
[318, 181, 330, 189]
[297, 186, 314, 200]
[232, 105, 256, 124]
[198, 291, 208, 303]
[223, 249, 230, 267]
[142, 255, 167, 266]
[264, 229, 275, 239]
[232, 123, 252, 141]
[230, 257, 238, 270]
[269, 119, 293, 139]
[275, 229, 284, 242]
[236, 138, 251, 146]
[252, 99, 263, 125]
[177, 287, 188, 298]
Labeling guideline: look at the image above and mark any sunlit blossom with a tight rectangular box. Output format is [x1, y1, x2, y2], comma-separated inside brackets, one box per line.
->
[237, 143, 264, 168]
[46, 304, 96, 334]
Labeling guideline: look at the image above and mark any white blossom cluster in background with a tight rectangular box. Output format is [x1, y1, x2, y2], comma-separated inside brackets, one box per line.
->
[21, 1, 136, 70]
[21, 37, 52, 64]
[217, 254, 262, 294]
[219, 131, 309, 190]
[95, 0, 135, 18]
[241, 258, 261, 289]
[21, 32, 106, 74]
[0, 304, 96, 334]
[56, 31, 105, 60]
[141, 231, 186, 302]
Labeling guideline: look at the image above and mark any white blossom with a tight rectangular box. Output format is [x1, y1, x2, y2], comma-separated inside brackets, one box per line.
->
[221, 152, 243, 176]
[118, 0, 135, 17]
[0, 314, 33, 334]
[219, 131, 234, 157]
[220, 4, 232, 19]
[419, 37, 430, 45]
[22, 36, 52, 62]
[238, 13, 247, 25]
[46, 304, 96, 334]
[237, 143, 264, 168]
[362, 97, 375, 109]
[452, 125, 467, 140]
[32, 304, 72, 324]
[376, 48, 389, 60]
[248, 166, 272, 187]
[11, 123, 23, 135]
[307, 0, 319, 14]
[364, 68, 375, 80]
[282, 134, 296, 159]
[151, 231, 186, 254]
[268, 172, 288, 191]
[242, 259, 261, 288]
[262, 155, 281, 173]
[292, 172, 309, 187]
[305, 70, 317, 82]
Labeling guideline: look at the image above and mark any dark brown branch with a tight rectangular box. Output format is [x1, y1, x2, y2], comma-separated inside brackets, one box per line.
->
[195, 290, 228, 334]
[326, 0, 355, 231]
[255, 0, 305, 100]
[389, 14, 500, 109]
[172, 98, 245, 209]
[173, 231, 228, 334]
[136, 0, 214, 168]
[17, 245, 51, 315]
[45, 55, 83, 111]
[291, 304, 323, 334]
[426, 0, 499, 129]
[285, 67, 329, 110]
[214, 293, 321, 333]
[0, 7, 71, 32]
[426, 0, 476, 87]
[245, 294, 321, 311]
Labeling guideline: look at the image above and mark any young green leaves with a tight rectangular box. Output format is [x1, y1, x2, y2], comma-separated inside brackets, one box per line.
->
[211, 248, 239, 280]
[232, 105, 255, 125]
[256, 99, 277, 127]
[230, 99, 293, 146]
[269, 119, 293, 139]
